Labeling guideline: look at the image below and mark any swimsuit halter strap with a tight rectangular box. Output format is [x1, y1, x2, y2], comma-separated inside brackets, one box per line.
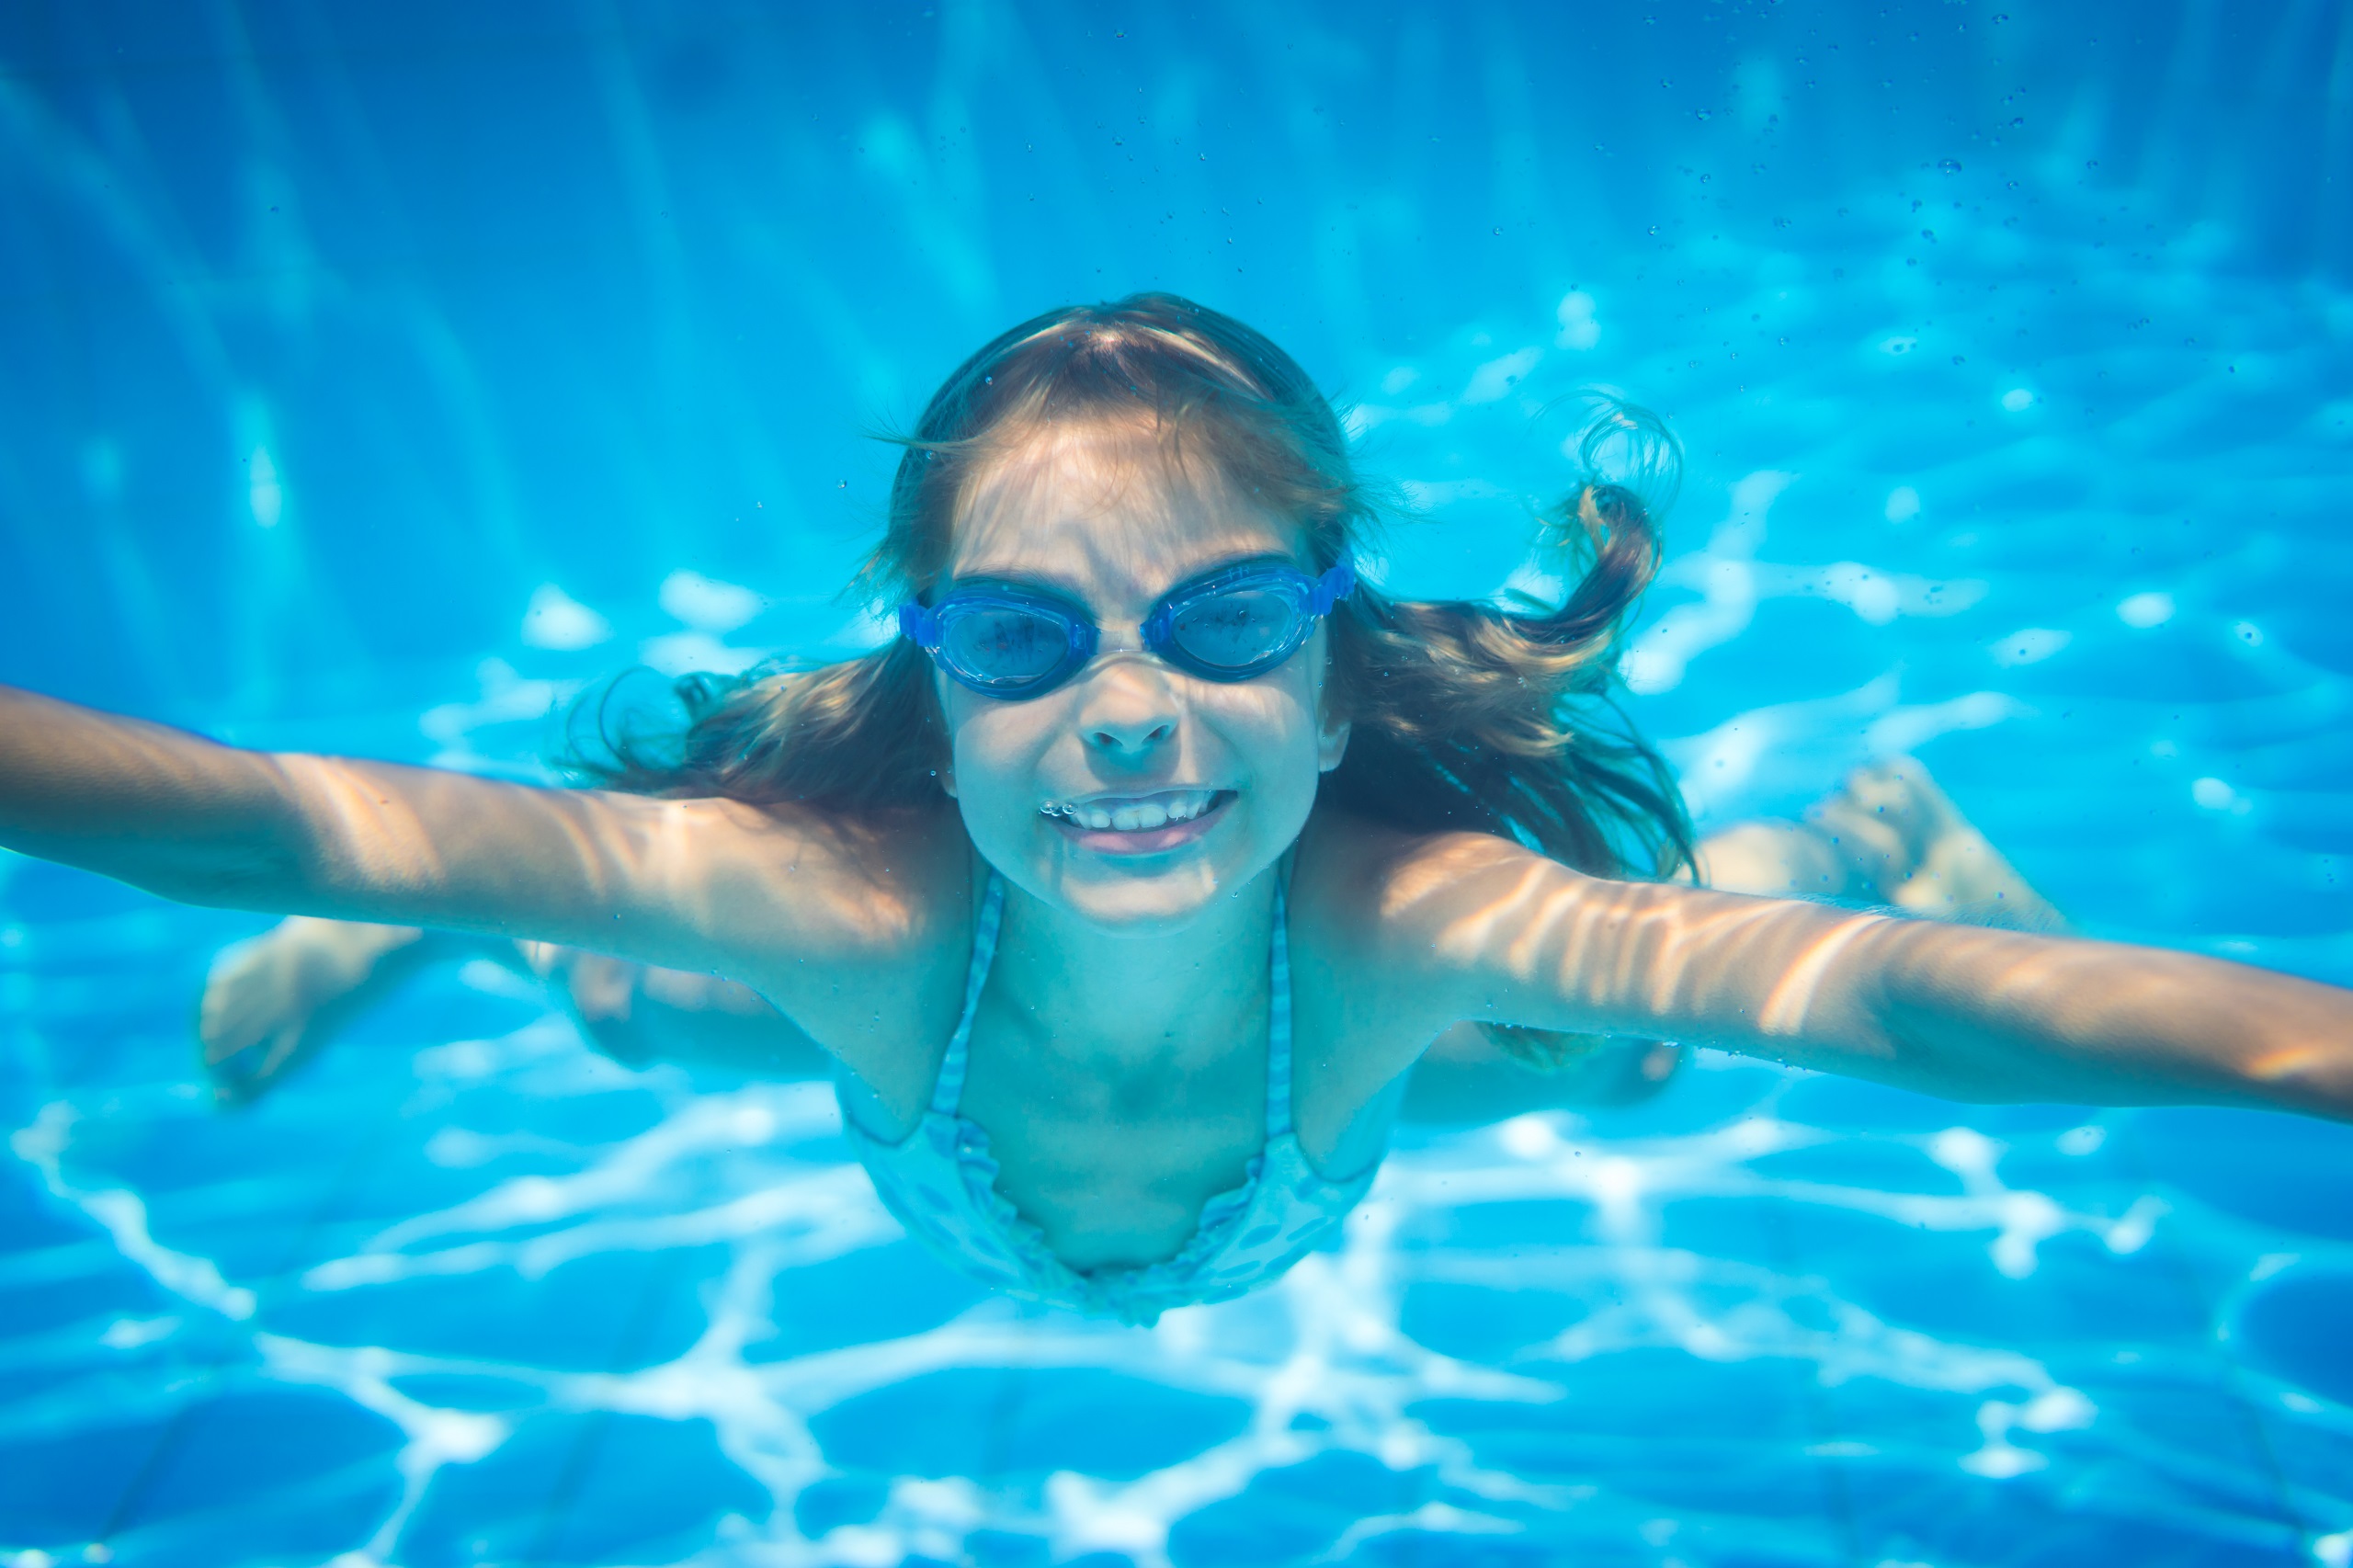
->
[1265, 877, 1296, 1142]
[931, 871, 1006, 1116]
[930, 869, 1294, 1139]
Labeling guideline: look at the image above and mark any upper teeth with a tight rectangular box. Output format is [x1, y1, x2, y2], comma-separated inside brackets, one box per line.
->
[1044, 790, 1218, 832]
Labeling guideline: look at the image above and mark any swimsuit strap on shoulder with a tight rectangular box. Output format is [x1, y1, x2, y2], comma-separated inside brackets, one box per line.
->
[931, 870, 1006, 1117]
[1265, 878, 1295, 1142]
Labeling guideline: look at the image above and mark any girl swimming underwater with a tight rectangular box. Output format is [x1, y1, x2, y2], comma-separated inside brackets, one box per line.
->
[195, 761, 2054, 1118]
[4, 293, 2348, 1324]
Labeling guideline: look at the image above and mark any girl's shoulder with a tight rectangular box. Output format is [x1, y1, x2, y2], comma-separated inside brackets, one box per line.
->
[1283, 806, 1596, 1111]
[700, 794, 979, 1091]
[1290, 803, 1575, 955]
[694, 792, 976, 966]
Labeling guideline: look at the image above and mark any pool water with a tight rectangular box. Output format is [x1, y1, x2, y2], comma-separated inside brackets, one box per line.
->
[4, 4, 2353, 1564]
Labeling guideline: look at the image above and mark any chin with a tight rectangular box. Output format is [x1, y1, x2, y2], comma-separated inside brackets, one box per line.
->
[1049, 865, 1234, 934]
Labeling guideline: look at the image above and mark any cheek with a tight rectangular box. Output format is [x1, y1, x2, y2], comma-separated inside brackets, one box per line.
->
[1207, 674, 1326, 784]
[942, 697, 1053, 806]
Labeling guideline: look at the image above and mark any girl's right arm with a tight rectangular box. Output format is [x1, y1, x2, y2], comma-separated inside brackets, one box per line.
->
[0, 685, 965, 1043]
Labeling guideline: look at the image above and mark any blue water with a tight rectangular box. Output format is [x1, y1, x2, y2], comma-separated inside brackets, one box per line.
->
[5, 3, 2353, 1564]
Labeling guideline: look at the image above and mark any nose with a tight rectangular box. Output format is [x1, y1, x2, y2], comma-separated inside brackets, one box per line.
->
[1074, 653, 1178, 757]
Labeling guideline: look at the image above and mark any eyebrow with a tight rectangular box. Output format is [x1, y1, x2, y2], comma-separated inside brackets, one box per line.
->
[943, 550, 1301, 604]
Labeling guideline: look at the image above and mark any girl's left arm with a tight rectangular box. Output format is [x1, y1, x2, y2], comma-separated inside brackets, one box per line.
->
[1375, 833, 2353, 1122]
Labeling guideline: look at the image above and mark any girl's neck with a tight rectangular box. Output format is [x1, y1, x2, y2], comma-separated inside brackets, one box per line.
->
[988, 867, 1279, 1069]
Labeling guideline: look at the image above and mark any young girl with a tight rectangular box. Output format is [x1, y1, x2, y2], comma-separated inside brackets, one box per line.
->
[5, 293, 2347, 1325]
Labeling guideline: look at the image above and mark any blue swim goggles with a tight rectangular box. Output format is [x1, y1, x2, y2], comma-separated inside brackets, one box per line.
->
[899, 558, 1357, 699]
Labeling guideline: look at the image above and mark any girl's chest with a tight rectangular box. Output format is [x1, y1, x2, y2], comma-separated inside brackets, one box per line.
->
[953, 1009, 1271, 1273]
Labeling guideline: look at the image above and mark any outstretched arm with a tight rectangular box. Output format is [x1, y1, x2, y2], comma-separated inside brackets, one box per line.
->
[0, 685, 959, 1025]
[1377, 832, 2353, 1122]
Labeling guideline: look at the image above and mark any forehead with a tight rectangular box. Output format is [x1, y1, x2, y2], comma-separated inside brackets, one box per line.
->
[946, 420, 1302, 596]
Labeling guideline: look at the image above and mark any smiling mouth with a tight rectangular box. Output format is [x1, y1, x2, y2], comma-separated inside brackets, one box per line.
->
[1040, 788, 1232, 833]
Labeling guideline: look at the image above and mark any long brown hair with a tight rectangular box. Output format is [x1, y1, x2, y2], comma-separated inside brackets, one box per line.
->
[573, 293, 1693, 1065]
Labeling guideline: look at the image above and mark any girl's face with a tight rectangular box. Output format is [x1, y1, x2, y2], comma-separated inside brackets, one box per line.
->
[937, 422, 1349, 933]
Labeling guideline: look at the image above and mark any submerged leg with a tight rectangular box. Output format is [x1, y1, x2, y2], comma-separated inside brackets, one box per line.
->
[1699, 756, 2063, 929]
[1689, 819, 1863, 902]
[200, 918, 827, 1106]
[201, 918, 451, 1105]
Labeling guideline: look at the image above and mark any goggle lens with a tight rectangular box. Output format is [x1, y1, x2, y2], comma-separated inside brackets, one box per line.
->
[1166, 584, 1304, 671]
[939, 604, 1074, 685]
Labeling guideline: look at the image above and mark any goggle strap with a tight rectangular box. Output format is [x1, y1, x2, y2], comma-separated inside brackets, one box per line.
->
[1311, 561, 1357, 617]
[897, 602, 939, 648]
